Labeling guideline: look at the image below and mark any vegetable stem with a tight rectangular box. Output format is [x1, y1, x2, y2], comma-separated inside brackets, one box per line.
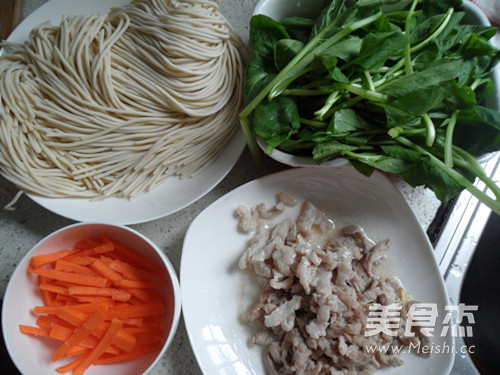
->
[301, 118, 328, 128]
[444, 111, 458, 167]
[396, 136, 500, 215]
[422, 114, 436, 147]
[268, 11, 385, 100]
[240, 116, 263, 166]
[334, 83, 388, 102]
[409, 8, 454, 54]
[452, 146, 500, 200]
[403, 0, 419, 75]
[315, 90, 341, 120]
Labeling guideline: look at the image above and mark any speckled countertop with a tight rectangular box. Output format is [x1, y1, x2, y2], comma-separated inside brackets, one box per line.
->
[0, 1, 442, 374]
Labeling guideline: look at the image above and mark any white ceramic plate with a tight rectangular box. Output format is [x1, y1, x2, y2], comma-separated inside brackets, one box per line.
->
[3, 0, 245, 225]
[181, 167, 454, 375]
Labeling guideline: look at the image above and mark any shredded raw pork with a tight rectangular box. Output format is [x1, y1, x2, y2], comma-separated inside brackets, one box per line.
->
[237, 194, 427, 375]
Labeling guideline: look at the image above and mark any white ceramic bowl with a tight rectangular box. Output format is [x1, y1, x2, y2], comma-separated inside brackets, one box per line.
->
[2, 223, 181, 375]
[253, 0, 500, 167]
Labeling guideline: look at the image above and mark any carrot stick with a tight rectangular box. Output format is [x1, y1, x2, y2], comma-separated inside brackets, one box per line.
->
[108, 239, 164, 275]
[74, 318, 123, 375]
[109, 302, 165, 319]
[68, 241, 114, 259]
[56, 355, 85, 374]
[73, 295, 115, 306]
[65, 346, 89, 358]
[38, 276, 56, 307]
[67, 286, 131, 302]
[52, 310, 107, 362]
[66, 343, 121, 357]
[62, 256, 97, 266]
[49, 324, 73, 341]
[28, 267, 108, 288]
[39, 282, 68, 295]
[19, 325, 50, 337]
[31, 249, 71, 268]
[36, 315, 72, 330]
[94, 342, 163, 365]
[107, 259, 152, 281]
[57, 307, 89, 327]
[55, 260, 99, 276]
[49, 325, 121, 356]
[33, 306, 63, 315]
[118, 278, 168, 289]
[124, 288, 155, 303]
[90, 322, 137, 352]
[90, 259, 122, 284]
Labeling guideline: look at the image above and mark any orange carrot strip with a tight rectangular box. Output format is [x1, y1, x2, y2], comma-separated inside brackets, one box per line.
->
[52, 310, 107, 362]
[73, 295, 115, 306]
[49, 324, 73, 341]
[39, 282, 68, 295]
[125, 288, 155, 303]
[55, 260, 99, 276]
[65, 345, 89, 357]
[54, 294, 78, 304]
[107, 259, 152, 281]
[94, 342, 163, 365]
[57, 307, 89, 327]
[30, 249, 71, 268]
[108, 239, 164, 275]
[75, 303, 112, 313]
[28, 267, 108, 288]
[90, 259, 122, 284]
[67, 241, 114, 259]
[118, 278, 167, 289]
[109, 302, 165, 319]
[113, 329, 136, 352]
[56, 355, 85, 374]
[33, 305, 63, 315]
[67, 286, 131, 302]
[62, 256, 97, 266]
[36, 315, 72, 330]
[90, 322, 137, 352]
[66, 343, 120, 357]
[49, 325, 121, 356]
[19, 325, 50, 337]
[74, 318, 123, 375]
[38, 275, 56, 307]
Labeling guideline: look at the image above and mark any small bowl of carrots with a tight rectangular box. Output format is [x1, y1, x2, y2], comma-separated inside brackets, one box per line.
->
[1, 222, 181, 375]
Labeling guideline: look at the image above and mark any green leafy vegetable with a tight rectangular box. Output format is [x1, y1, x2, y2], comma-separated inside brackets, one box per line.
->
[240, 0, 500, 214]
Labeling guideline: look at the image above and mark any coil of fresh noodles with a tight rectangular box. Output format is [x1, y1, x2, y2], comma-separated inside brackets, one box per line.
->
[0, 0, 245, 199]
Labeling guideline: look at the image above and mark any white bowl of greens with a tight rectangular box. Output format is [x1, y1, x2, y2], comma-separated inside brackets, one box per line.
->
[241, 0, 500, 214]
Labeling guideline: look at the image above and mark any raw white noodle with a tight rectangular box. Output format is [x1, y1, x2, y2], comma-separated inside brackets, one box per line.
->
[0, 0, 245, 199]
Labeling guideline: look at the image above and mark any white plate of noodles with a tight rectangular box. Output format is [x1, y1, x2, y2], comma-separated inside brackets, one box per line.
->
[0, 0, 246, 224]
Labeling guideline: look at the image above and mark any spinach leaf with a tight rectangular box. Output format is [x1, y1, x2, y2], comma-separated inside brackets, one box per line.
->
[274, 39, 305, 70]
[351, 31, 409, 70]
[253, 97, 301, 149]
[245, 15, 290, 102]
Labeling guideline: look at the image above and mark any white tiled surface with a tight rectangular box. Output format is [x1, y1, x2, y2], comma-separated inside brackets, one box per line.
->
[0, 1, 441, 374]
